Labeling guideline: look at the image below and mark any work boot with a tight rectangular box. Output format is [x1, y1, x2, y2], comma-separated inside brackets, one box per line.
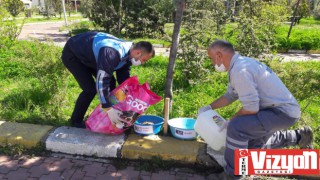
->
[296, 126, 313, 149]
[74, 121, 86, 129]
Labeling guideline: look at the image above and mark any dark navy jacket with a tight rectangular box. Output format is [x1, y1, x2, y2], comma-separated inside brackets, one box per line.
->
[67, 32, 133, 108]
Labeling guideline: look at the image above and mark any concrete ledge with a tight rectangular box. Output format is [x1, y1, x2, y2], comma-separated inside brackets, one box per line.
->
[0, 121, 53, 148]
[121, 134, 202, 163]
[45, 126, 126, 158]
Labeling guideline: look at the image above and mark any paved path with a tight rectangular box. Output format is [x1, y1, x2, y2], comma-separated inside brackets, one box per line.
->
[0, 154, 212, 180]
[18, 21, 69, 47]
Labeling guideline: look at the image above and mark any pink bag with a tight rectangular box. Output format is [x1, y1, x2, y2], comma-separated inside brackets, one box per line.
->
[85, 76, 162, 134]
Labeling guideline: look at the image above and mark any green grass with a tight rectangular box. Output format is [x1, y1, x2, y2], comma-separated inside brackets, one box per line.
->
[224, 18, 320, 51]
[298, 17, 320, 25]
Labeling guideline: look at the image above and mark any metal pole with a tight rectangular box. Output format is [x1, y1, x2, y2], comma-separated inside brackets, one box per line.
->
[61, 0, 68, 26]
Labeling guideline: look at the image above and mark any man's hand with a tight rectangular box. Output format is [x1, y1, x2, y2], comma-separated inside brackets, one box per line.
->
[101, 107, 125, 128]
[219, 121, 229, 132]
[197, 105, 212, 115]
[100, 107, 111, 114]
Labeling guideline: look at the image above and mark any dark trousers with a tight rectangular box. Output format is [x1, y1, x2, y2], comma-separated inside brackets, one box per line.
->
[224, 108, 299, 175]
[61, 43, 116, 124]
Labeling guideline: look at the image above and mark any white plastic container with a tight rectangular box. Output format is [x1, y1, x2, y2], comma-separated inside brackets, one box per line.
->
[195, 109, 227, 151]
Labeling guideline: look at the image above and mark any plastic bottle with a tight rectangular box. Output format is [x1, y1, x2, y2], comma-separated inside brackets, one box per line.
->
[195, 109, 227, 151]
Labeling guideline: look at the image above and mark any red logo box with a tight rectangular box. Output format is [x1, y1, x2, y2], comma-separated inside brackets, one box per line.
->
[235, 149, 319, 175]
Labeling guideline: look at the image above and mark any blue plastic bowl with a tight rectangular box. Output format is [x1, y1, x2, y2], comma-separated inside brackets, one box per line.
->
[168, 118, 197, 140]
[134, 115, 164, 135]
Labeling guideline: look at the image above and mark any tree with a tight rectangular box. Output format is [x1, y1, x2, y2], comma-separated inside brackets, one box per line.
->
[4, 0, 24, 17]
[314, 0, 320, 19]
[52, 0, 63, 18]
[89, 0, 122, 34]
[176, 0, 226, 85]
[124, 0, 167, 37]
[85, 0, 172, 37]
[79, 0, 93, 18]
[0, 2, 23, 50]
[165, 0, 185, 101]
[228, 0, 289, 58]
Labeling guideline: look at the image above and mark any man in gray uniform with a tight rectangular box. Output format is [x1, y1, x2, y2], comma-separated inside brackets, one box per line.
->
[198, 40, 313, 179]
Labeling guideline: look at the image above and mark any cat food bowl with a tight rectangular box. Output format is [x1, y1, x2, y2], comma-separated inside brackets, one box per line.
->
[168, 118, 197, 140]
[134, 115, 164, 135]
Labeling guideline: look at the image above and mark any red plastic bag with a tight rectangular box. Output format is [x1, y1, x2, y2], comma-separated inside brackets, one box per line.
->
[85, 76, 162, 134]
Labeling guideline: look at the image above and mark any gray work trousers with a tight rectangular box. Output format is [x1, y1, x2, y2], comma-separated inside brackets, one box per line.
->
[224, 108, 299, 175]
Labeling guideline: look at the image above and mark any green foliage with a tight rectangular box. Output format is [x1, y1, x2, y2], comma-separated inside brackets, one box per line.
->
[67, 21, 98, 36]
[84, 0, 173, 38]
[270, 61, 320, 102]
[89, 0, 121, 34]
[125, 0, 168, 38]
[275, 24, 320, 50]
[226, 0, 289, 58]
[79, 0, 93, 18]
[176, 0, 226, 85]
[0, 4, 23, 51]
[292, 0, 310, 19]
[4, 0, 24, 17]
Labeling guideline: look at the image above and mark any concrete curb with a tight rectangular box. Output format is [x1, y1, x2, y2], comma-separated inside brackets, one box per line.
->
[0, 122, 221, 168]
[1, 122, 320, 180]
[46, 126, 126, 158]
[0, 121, 53, 148]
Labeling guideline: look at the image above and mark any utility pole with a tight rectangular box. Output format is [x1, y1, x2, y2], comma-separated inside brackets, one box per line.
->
[61, 0, 68, 26]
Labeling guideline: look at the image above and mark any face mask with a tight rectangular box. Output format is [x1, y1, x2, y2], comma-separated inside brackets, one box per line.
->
[131, 58, 142, 66]
[214, 63, 226, 72]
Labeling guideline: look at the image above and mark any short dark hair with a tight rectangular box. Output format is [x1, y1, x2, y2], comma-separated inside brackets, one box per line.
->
[133, 41, 155, 57]
[209, 40, 234, 53]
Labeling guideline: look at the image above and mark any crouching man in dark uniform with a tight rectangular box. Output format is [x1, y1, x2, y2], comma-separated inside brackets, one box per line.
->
[61, 32, 155, 128]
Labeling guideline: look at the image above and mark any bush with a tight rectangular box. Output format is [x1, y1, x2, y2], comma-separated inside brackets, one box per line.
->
[0, 5, 23, 50]
[227, 0, 289, 57]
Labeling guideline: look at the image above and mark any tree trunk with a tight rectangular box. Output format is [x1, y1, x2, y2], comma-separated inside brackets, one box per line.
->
[164, 0, 184, 101]
[118, 0, 122, 35]
[287, 0, 301, 38]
